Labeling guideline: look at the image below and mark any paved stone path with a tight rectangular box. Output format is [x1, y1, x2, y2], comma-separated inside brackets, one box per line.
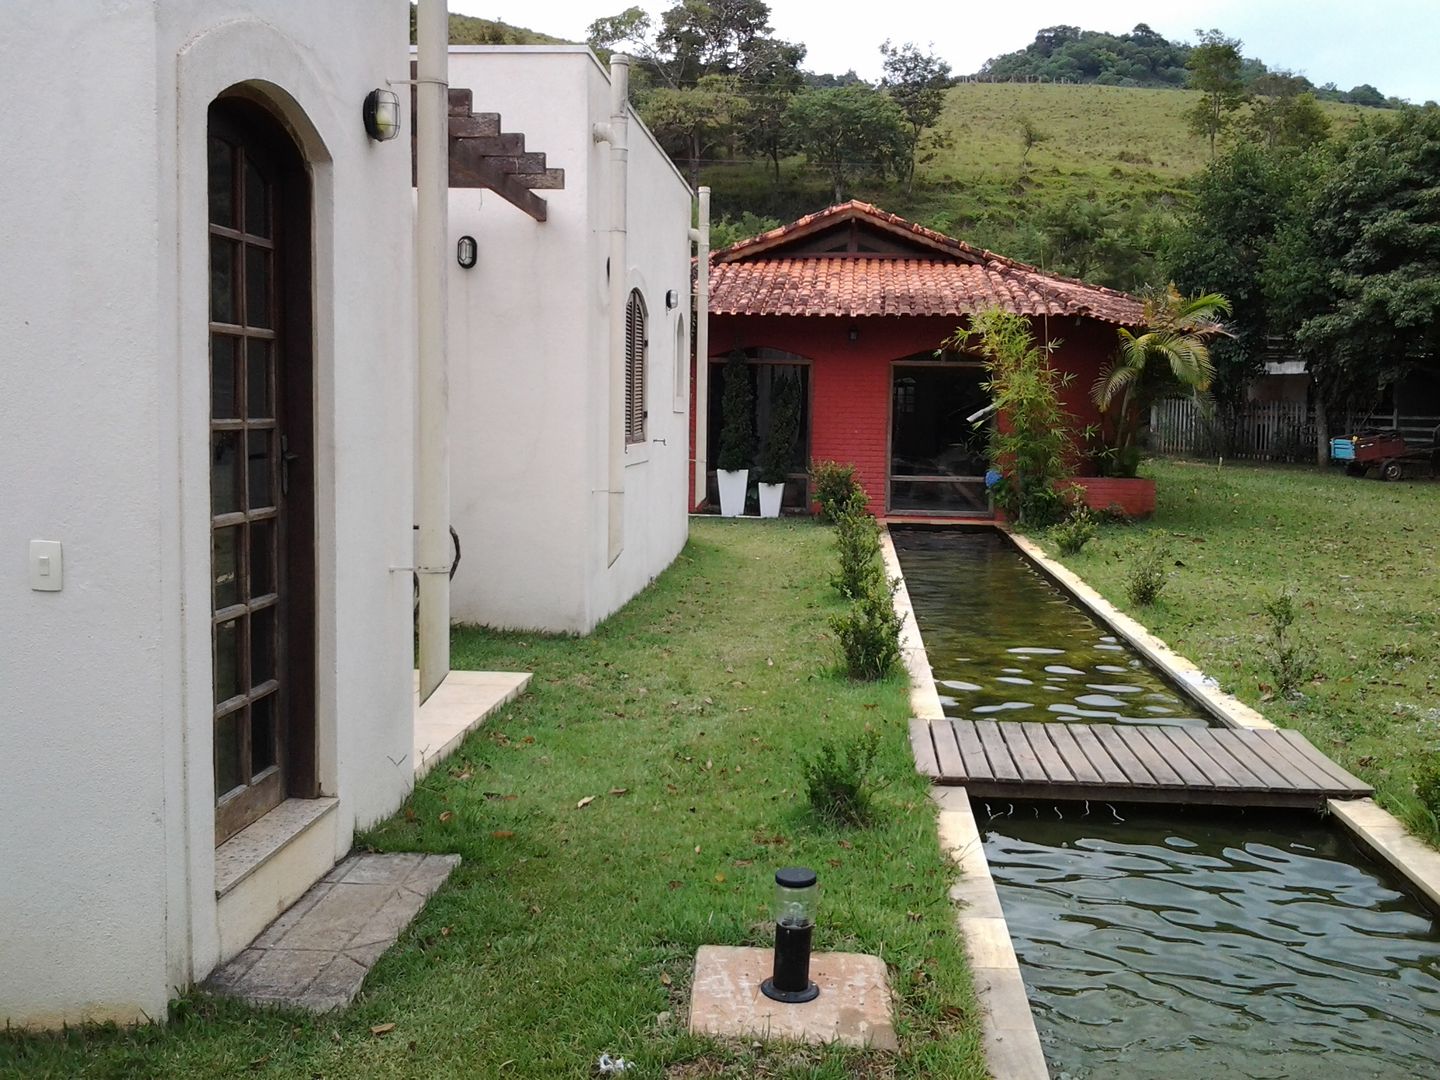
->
[206, 852, 459, 1012]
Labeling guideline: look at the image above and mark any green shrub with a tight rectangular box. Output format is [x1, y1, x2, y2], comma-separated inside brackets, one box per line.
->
[831, 576, 903, 680]
[832, 496, 882, 598]
[1050, 507, 1098, 555]
[1414, 753, 1440, 821]
[1126, 540, 1169, 606]
[1262, 587, 1313, 698]
[810, 459, 861, 522]
[757, 373, 801, 485]
[716, 349, 754, 472]
[802, 727, 884, 828]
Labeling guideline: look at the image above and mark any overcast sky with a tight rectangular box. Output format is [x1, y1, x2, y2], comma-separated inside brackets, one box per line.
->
[450, 0, 1440, 103]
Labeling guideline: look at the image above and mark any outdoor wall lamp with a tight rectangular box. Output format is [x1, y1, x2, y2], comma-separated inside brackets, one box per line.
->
[666, 288, 680, 310]
[363, 89, 402, 141]
[761, 867, 819, 1003]
[456, 235, 478, 269]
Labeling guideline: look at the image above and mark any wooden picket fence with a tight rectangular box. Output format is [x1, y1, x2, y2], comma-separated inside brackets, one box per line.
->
[1148, 399, 1316, 461]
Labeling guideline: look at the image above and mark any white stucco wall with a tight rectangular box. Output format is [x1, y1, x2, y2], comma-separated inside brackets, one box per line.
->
[0, 0, 415, 1027]
[446, 47, 692, 634]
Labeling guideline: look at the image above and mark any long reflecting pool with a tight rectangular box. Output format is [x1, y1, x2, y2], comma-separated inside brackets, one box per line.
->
[892, 527, 1210, 726]
[981, 802, 1440, 1079]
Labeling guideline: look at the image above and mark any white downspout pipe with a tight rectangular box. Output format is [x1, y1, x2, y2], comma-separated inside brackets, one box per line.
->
[415, 0, 450, 703]
[594, 54, 630, 566]
[690, 186, 710, 508]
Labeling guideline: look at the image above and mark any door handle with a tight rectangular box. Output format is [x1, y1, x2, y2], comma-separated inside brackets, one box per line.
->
[280, 434, 301, 496]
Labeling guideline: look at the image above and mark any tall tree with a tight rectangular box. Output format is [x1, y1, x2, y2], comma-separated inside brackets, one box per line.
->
[643, 75, 749, 188]
[785, 86, 907, 202]
[1185, 29, 1248, 158]
[737, 36, 806, 180]
[588, 0, 787, 88]
[1265, 108, 1440, 453]
[1247, 71, 1330, 150]
[878, 40, 952, 191]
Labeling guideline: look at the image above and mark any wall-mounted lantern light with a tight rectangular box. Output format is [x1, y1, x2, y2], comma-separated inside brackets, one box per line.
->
[363, 89, 402, 142]
[848, 324, 859, 343]
[761, 866, 819, 1003]
[666, 289, 680, 310]
[456, 235, 478, 269]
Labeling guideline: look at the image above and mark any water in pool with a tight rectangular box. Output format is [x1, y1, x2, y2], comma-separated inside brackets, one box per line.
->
[981, 802, 1440, 1079]
[891, 527, 1209, 726]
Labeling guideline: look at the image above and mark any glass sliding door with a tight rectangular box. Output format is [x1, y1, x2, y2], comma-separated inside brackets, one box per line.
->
[889, 363, 991, 514]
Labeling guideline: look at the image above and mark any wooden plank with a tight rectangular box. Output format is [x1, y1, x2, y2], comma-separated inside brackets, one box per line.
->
[998, 722, 1049, 783]
[1091, 725, 1158, 786]
[1116, 725, 1184, 786]
[1214, 730, 1296, 789]
[909, 720, 940, 779]
[952, 720, 993, 780]
[1256, 730, 1345, 791]
[1064, 724, 1126, 784]
[930, 720, 967, 779]
[977, 722, 1022, 781]
[1020, 723, 1075, 783]
[1276, 730, 1372, 792]
[1186, 729, 1264, 788]
[1166, 727, 1242, 788]
[1137, 726, 1211, 788]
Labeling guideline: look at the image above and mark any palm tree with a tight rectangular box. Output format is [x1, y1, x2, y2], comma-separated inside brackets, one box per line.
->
[1092, 285, 1231, 475]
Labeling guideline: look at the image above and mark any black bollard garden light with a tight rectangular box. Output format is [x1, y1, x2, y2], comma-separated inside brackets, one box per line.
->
[761, 867, 819, 1003]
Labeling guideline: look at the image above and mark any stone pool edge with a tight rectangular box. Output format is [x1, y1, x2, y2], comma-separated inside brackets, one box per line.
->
[881, 528, 1052, 1079]
[1004, 528, 1440, 918]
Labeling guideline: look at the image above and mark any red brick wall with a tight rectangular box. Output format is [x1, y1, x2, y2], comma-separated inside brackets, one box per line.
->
[1071, 476, 1157, 517]
[696, 312, 1120, 514]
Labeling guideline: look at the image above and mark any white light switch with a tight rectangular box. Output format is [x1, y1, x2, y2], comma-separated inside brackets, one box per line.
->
[29, 540, 63, 592]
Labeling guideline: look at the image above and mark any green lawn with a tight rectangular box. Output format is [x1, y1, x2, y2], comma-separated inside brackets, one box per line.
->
[1, 520, 984, 1080]
[1036, 459, 1440, 845]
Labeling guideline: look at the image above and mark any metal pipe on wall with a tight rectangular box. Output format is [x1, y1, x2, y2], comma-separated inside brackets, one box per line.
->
[691, 185, 710, 507]
[601, 54, 630, 566]
[415, 0, 450, 702]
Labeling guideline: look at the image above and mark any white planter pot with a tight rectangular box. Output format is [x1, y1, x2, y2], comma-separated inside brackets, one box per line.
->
[717, 469, 749, 517]
[758, 482, 785, 519]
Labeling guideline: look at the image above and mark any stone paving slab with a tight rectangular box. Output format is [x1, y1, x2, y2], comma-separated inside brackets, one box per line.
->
[689, 945, 898, 1051]
[206, 852, 460, 1012]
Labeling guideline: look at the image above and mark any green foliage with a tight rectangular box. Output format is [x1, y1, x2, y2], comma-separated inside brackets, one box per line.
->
[642, 75, 750, 187]
[1185, 29, 1249, 157]
[949, 307, 1074, 526]
[709, 211, 782, 250]
[1093, 285, 1230, 459]
[757, 372, 801, 484]
[831, 575, 903, 680]
[831, 494, 882, 598]
[1018, 115, 1047, 168]
[880, 40, 952, 189]
[978, 23, 1190, 88]
[785, 85, 909, 201]
[716, 349, 754, 471]
[1050, 506, 1099, 555]
[809, 459, 862, 522]
[409, 5, 570, 46]
[1262, 587, 1313, 698]
[1415, 753, 1440, 823]
[1125, 538, 1169, 606]
[802, 727, 884, 827]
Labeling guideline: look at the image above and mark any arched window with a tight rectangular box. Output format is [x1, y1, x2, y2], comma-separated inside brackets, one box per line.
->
[625, 290, 646, 444]
[672, 314, 687, 413]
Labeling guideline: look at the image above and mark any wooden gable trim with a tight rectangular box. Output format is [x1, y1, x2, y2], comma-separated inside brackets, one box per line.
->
[716, 202, 983, 265]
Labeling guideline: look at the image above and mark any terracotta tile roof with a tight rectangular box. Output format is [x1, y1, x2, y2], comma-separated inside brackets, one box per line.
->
[708, 201, 1146, 326]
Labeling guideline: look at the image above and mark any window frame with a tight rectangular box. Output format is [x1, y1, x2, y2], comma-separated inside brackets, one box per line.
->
[624, 289, 647, 445]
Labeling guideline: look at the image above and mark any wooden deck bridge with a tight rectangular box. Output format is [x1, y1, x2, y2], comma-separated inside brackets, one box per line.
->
[910, 718, 1372, 809]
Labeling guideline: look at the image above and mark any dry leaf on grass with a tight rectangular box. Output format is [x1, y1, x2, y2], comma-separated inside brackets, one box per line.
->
[438, 811, 454, 824]
[577, 795, 596, 809]
[370, 1023, 396, 1037]
[609, 787, 628, 796]
[660, 972, 673, 986]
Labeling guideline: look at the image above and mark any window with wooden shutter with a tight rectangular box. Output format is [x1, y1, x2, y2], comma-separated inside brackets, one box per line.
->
[625, 290, 647, 444]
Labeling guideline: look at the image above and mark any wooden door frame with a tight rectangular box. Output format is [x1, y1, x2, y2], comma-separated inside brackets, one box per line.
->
[886, 359, 992, 517]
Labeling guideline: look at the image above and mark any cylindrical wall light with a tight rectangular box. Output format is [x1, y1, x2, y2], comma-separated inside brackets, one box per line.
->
[363, 89, 402, 141]
[456, 235, 478, 269]
[666, 288, 680, 310]
[761, 867, 819, 1003]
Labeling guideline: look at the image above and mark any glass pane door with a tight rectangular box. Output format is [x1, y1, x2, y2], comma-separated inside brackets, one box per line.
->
[889, 364, 991, 513]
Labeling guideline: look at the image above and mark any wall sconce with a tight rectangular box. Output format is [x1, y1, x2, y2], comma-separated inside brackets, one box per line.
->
[848, 324, 859, 343]
[363, 89, 401, 141]
[456, 235, 478, 269]
[761, 867, 819, 1003]
[666, 289, 680, 310]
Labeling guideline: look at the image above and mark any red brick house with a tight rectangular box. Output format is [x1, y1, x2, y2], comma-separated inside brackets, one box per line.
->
[690, 202, 1150, 517]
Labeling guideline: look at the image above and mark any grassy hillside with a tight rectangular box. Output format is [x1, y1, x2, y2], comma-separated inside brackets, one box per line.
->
[703, 82, 1374, 287]
[408, 7, 572, 46]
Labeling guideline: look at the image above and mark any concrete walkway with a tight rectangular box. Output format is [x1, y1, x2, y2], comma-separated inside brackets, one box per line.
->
[206, 853, 459, 1012]
[414, 669, 531, 778]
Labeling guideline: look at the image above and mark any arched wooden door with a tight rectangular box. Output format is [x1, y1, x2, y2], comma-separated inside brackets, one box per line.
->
[207, 98, 317, 845]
